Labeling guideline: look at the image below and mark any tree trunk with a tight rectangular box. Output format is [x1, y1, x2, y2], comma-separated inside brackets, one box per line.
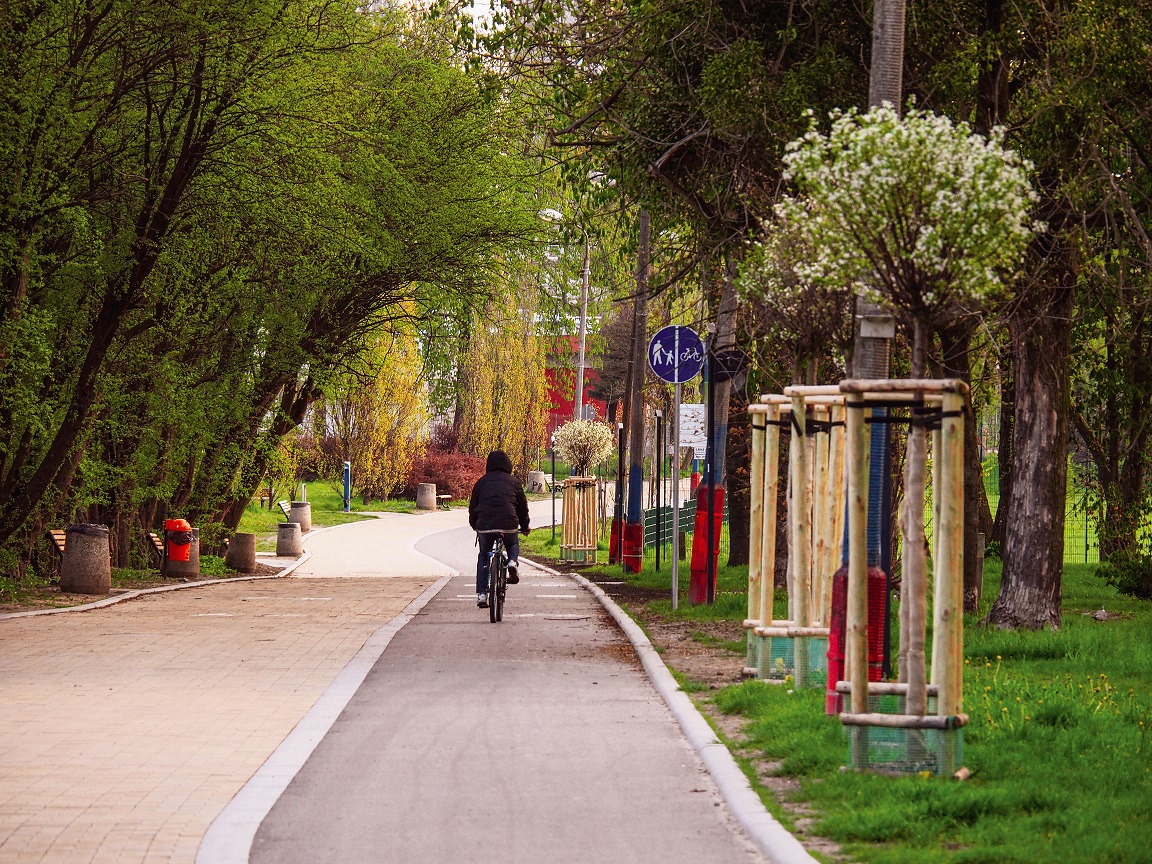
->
[986, 273, 1074, 629]
[937, 322, 995, 612]
[710, 259, 740, 488]
[899, 318, 928, 719]
[726, 392, 751, 566]
[625, 210, 650, 530]
[775, 441, 790, 588]
[990, 339, 1014, 546]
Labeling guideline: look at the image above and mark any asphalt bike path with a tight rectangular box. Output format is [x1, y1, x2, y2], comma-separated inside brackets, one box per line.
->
[250, 510, 769, 864]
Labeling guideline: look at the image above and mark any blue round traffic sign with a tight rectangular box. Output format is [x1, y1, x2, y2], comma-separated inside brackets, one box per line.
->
[648, 325, 704, 384]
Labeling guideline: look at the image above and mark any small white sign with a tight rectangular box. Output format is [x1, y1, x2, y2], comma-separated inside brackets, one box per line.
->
[678, 403, 706, 458]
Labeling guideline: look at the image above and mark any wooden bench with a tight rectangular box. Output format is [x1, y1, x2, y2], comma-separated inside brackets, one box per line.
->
[436, 494, 452, 510]
[277, 499, 291, 520]
[47, 528, 67, 558]
[147, 532, 165, 564]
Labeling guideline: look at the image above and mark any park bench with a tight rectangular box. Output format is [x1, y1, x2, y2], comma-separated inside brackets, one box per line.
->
[277, 500, 291, 520]
[146, 532, 165, 565]
[47, 528, 68, 559]
[437, 493, 452, 510]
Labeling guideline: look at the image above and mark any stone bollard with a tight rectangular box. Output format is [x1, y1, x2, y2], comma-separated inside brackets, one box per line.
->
[166, 528, 200, 580]
[527, 470, 547, 493]
[224, 532, 257, 573]
[277, 522, 303, 556]
[59, 524, 111, 595]
[415, 482, 437, 511]
[288, 501, 312, 533]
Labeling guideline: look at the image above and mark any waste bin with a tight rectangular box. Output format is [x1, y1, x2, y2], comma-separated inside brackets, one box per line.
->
[288, 501, 312, 533]
[59, 523, 111, 595]
[277, 522, 303, 556]
[164, 518, 199, 579]
[224, 532, 257, 573]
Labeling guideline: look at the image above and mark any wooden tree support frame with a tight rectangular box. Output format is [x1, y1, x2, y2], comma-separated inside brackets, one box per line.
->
[841, 378, 968, 774]
[560, 477, 599, 564]
[745, 389, 846, 686]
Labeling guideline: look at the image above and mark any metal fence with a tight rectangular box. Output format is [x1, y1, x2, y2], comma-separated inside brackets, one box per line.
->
[642, 499, 731, 563]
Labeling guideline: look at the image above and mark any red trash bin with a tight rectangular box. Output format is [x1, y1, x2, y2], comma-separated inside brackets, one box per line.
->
[165, 518, 193, 563]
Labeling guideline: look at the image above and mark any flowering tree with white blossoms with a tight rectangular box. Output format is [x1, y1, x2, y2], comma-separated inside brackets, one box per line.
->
[552, 419, 614, 478]
[778, 105, 1040, 711]
[739, 209, 856, 380]
[779, 104, 1040, 371]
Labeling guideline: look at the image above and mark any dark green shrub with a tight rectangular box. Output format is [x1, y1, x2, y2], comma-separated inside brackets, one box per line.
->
[1098, 551, 1152, 599]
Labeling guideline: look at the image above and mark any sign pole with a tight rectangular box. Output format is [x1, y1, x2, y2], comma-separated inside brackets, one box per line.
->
[648, 323, 702, 611]
[672, 382, 681, 611]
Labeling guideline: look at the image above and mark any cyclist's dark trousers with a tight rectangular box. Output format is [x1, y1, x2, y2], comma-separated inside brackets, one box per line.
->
[477, 532, 519, 594]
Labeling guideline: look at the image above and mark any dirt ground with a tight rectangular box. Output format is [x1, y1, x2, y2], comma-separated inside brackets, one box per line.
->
[0, 561, 284, 614]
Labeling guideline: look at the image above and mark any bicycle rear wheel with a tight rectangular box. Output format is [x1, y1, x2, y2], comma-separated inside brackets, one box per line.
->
[494, 567, 505, 621]
[488, 561, 499, 623]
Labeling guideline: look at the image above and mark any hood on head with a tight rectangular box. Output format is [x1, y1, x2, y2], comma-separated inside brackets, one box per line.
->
[486, 450, 513, 474]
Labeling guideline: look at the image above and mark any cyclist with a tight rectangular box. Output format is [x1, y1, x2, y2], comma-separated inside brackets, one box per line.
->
[468, 449, 530, 608]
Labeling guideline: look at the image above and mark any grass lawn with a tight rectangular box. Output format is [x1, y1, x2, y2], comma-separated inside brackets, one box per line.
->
[238, 482, 415, 550]
[711, 561, 1152, 864]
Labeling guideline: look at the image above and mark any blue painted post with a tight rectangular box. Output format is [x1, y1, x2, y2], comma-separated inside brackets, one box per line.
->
[342, 461, 351, 512]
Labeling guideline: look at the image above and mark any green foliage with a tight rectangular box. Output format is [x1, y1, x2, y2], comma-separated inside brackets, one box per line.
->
[1097, 552, 1152, 600]
[0, 0, 537, 574]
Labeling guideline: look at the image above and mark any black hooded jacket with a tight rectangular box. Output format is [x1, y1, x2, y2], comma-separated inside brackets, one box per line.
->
[468, 450, 530, 533]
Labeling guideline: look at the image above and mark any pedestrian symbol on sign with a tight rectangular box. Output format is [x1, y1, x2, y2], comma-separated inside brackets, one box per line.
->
[647, 325, 704, 385]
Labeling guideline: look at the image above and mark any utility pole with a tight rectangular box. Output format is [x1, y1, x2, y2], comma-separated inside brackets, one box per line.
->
[622, 209, 650, 573]
[845, 0, 903, 677]
[574, 231, 590, 420]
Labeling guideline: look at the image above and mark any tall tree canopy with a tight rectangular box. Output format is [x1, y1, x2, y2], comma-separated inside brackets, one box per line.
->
[0, 0, 536, 574]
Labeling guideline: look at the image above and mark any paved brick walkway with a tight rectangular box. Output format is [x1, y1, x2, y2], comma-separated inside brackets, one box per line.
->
[0, 576, 430, 864]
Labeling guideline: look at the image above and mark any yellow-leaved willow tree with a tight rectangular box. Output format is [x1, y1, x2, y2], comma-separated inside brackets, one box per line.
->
[458, 292, 550, 478]
[325, 329, 430, 503]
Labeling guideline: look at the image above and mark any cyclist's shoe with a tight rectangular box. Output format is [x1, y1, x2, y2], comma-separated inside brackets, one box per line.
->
[507, 560, 519, 584]
[477, 593, 489, 608]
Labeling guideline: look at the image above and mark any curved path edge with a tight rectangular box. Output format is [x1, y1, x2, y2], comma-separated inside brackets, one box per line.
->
[0, 520, 386, 621]
[0, 551, 316, 621]
[194, 569, 456, 864]
[525, 557, 818, 864]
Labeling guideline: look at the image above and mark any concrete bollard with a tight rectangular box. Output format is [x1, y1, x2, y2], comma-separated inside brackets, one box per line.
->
[527, 470, 547, 493]
[416, 482, 437, 511]
[224, 532, 257, 573]
[59, 524, 111, 595]
[288, 501, 312, 533]
[277, 522, 303, 556]
[166, 528, 200, 580]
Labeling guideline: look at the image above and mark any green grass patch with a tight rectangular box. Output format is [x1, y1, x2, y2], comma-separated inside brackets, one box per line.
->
[710, 562, 1152, 863]
[237, 481, 397, 549]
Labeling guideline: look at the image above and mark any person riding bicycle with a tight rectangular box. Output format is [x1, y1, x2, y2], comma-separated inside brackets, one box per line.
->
[468, 449, 530, 608]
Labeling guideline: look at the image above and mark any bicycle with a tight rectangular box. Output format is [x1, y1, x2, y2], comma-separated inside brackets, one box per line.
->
[487, 535, 508, 623]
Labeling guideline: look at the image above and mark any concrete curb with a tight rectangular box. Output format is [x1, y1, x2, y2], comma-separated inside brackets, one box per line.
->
[0, 552, 316, 621]
[523, 557, 818, 864]
[195, 568, 457, 864]
[0, 521, 366, 621]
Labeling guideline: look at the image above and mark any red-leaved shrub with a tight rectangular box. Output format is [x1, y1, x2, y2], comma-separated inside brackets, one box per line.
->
[404, 450, 485, 500]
